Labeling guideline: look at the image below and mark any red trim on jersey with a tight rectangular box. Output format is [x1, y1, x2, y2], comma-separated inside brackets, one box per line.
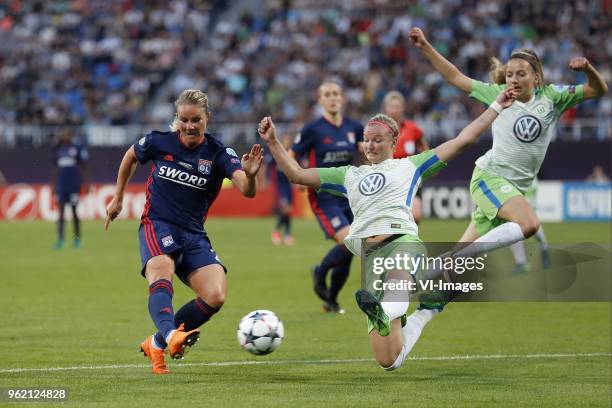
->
[307, 188, 335, 237]
[308, 149, 316, 168]
[141, 164, 156, 218]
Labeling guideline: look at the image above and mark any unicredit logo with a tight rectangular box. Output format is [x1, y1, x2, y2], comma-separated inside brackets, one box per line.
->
[0, 184, 37, 220]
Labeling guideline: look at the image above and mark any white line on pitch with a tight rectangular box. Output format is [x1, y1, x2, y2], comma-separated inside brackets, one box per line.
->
[1, 352, 609, 374]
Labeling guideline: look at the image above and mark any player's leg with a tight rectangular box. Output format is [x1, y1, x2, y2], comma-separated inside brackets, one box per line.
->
[369, 319, 405, 369]
[452, 169, 538, 258]
[69, 193, 81, 247]
[310, 200, 352, 307]
[271, 206, 282, 245]
[175, 264, 227, 331]
[141, 253, 176, 374]
[510, 240, 530, 273]
[280, 197, 294, 245]
[534, 226, 551, 268]
[54, 196, 67, 249]
[137, 221, 188, 372]
[325, 225, 352, 313]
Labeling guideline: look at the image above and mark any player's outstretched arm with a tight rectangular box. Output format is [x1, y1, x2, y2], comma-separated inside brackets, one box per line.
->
[435, 88, 516, 163]
[104, 146, 138, 230]
[232, 144, 264, 198]
[409, 27, 473, 93]
[568, 57, 608, 99]
[258, 117, 321, 189]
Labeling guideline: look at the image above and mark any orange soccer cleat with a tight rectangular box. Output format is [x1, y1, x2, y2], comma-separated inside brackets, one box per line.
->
[140, 336, 170, 374]
[166, 324, 200, 360]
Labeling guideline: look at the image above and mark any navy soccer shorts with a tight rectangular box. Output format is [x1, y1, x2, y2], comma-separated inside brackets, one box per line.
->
[138, 219, 226, 285]
[308, 190, 353, 239]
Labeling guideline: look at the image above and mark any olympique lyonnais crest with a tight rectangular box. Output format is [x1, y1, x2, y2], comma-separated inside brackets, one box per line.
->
[347, 132, 355, 144]
[198, 159, 212, 174]
[161, 235, 174, 247]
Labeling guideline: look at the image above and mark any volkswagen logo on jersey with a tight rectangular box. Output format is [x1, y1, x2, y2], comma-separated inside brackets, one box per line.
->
[359, 173, 386, 196]
[513, 115, 542, 143]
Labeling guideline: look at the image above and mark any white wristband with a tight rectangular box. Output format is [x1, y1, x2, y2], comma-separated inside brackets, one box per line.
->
[489, 101, 503, 114]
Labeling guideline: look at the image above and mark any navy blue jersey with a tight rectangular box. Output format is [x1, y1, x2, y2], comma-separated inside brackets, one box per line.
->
[54, 142, 87, 193]
[134, 131, 242, 233]
[292, 117, 363, 168]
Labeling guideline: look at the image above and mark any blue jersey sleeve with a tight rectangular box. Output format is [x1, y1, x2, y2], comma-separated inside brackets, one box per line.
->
[217, 147, 243, 179]
[292, 124, 314, 157]
[133, 132, 159, 164]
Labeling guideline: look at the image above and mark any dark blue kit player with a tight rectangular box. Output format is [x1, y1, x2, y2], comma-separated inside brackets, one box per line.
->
[291, 80, 364, 313]
[104, 89, 263, 374]
[51, 128, 89, 249]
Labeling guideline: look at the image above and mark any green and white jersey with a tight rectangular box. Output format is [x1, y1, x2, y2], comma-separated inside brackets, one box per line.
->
[317, 150, 446, 256]
[470, 80, 584, 192]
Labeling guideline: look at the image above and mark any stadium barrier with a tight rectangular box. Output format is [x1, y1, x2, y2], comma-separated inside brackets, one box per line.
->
[0, 182, 313, 221]
[0, 181, 609, 222]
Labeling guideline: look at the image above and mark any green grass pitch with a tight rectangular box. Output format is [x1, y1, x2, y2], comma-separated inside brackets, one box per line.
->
[1, 218, 610, 407]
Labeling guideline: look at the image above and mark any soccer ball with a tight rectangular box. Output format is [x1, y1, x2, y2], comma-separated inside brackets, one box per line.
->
[236, 310, 284, 355]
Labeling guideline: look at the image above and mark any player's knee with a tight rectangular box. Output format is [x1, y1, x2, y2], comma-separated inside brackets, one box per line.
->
[205, 288, 226, 308]
[379, 347, 408, 372]
[145, 256, 174, 281]
[519, 217, 540, 238]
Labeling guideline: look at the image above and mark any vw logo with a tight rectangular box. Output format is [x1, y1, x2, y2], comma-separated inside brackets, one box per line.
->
[359, 173, 386, 196]
[513, 115, 542, 143]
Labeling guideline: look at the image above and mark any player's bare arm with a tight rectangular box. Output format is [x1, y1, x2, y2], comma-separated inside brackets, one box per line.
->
[258, 116, 321, 189]
[568, 57, 608, 99]
[435, 88, 516, 163]
[105, 145, 138, 230]
[232, 144, 264, 198]
[409, 27, 472, 93]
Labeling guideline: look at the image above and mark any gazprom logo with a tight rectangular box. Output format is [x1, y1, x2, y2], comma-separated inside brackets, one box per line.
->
[359, 173, 386, 196]
[513, 115, 542, 143]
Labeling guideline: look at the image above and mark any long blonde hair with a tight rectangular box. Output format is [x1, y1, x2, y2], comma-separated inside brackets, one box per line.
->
[489, 49, 545, 88]
[169, 89, 211, 131]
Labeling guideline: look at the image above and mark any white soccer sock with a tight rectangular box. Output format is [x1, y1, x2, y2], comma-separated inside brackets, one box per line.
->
[380, 308, 439, 371]
[381, 301, 409, 321]
[453, 222, 525, 258]
[534, 226, 549, 250]
[509, 241, 527, 264]
[165, 330, 176, 345]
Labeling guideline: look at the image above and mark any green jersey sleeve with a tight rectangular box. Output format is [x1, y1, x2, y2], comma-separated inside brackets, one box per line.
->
[316, 166, 350, 197]
[541, 84, 585, 113]
[469, 80, 505, 105]
[408, 150, 447, 180]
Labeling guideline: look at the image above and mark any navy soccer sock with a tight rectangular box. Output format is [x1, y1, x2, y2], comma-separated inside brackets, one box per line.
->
[174, 297, 220, 332]
[328, 249, 353, 303]
[70, 204, 80, 240]
[57, 205, 65, 241]
[317, 244, 349, 279]
[148, 279, 175, 346]
[280, 214, 291, 235]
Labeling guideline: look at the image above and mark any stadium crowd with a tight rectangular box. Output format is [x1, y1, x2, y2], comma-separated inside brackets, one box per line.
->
[0, 0, 609, 142]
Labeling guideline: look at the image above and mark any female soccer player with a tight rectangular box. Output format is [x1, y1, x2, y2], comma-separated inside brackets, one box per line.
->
[257, 88, 515, 370]
[383, 90, 429, 224]
[408, 27, 607, 258]
[292, 80, 364, 313]
[51, 128, 89, 249]
[105, 89, 263, 374]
